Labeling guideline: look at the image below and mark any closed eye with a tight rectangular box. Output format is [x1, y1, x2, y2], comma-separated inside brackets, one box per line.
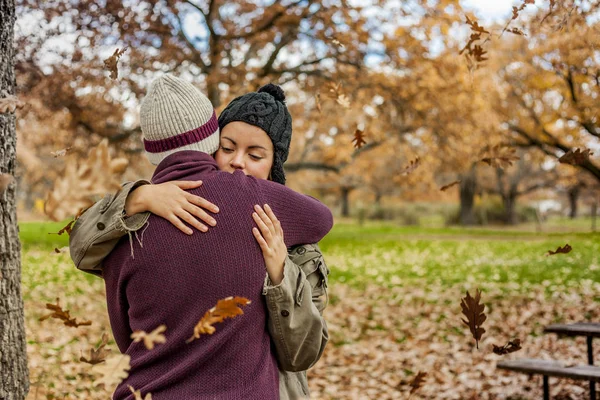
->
[220, 146, 233, 153]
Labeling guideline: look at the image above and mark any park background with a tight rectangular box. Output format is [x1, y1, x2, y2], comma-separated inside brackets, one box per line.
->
[5, 0, 600, 398]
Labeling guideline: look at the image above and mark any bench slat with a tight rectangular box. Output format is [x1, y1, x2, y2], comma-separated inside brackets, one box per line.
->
[544, 323, 600, 337]
[498, 359, 600, 381]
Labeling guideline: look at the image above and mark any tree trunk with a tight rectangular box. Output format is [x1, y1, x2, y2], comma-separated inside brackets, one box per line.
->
[503, 192, 518, 225]
[568, 185, 580, 219]
[0, 0, 30, 398]
[459, 165, 477, 225]
[340, 186, 351, 217]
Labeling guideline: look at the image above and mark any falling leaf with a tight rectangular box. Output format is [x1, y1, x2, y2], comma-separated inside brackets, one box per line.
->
[0, 95, 25, 113]
[465, 15, 490, 34]
[187, 296, 251, 343]
[50, 146, 73, 158]
[103, 48, 127, 80]
[327, 81, 343, 99]
[0, 173, 13, 194]
[559, 148, 593, 165]
[480, 145, 520, 169]
[80, 333, 111, 365]
[440, 180, 461, 191]
[131, 325, 167, 350]
[39, 298, 92, 328]
[492, 338, 522, 355]
[315, 93, 322, 113]
[336, 94, 350, 109]
[93, 354, 131, 388]
[508, 27, 525, 36]
[129, 386, 152, 400]
[49, 220, 76, 236]
[409, 371, 428, 396]
[54, 247, 69, 254]
[547, 244, 572, 256]
[402, 157, 421, 175]
[331, 38, 345, 49]
[352, 128, 367, 149]
[460, 289, 486, 349]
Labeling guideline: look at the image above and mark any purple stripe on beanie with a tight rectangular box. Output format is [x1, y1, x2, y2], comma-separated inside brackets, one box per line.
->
[144, 111, 219, 153]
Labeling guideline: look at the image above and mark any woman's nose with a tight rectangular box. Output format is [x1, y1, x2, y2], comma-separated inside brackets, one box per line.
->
[230, 154, 244, 169]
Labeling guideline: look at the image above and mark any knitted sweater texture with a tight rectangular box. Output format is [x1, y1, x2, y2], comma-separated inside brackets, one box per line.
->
[102, 151, 333, 400]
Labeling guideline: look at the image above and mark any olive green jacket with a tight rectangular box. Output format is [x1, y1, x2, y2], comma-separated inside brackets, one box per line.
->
[69, 180, 330, 399]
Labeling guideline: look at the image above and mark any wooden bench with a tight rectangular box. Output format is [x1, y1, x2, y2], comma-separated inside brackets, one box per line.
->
[497, 359, 600, 400]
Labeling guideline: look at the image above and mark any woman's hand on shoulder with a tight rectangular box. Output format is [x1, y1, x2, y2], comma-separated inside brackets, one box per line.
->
[125, 181, 219, 235]
[252, 204, 287, 285]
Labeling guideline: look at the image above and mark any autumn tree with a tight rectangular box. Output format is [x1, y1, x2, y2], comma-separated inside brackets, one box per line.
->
[0, 0, 30, 397]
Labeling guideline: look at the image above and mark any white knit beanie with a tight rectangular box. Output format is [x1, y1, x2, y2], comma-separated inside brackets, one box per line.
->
[140, 74, 220, 165]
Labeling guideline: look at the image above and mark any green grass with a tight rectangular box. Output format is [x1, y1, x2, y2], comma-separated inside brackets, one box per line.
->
[19, 220, 70, 250]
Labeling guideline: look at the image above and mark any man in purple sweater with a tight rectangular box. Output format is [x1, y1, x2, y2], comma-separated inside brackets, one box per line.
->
[101, 75, 333, 399]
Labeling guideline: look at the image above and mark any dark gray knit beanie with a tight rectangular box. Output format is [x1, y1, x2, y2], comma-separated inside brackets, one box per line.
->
[218, 84, 292, 185]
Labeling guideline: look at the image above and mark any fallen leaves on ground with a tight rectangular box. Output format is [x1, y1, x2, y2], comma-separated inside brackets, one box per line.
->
[39, 298, 92, 328]
[460, 289, 486, 349]
[131, 325, 167, 350]
[187, 297, 251, 342]
[80, 333, 110, 365]
[548, 244, 572, 256]
[408, 371, 428, 397]
[492, 338, 522, 355]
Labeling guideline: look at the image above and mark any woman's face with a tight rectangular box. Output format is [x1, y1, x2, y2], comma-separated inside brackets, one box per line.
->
[214, 121, 274, 180]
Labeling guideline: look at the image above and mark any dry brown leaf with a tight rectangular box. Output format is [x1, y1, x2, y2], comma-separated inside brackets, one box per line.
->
[336, 94, 351, 109]
[409, 371, 428, 396]
[492, 338, 522, 355]
[53, 246, 69, 254]
[0, 95, 25, 113]
[440, 180, 461, 191]
[80, 333, 111, 365]
[129, 385, 152, 400]
[93, 354, 131, 388]
[331, 38, 345, 49]
[402, 157, 421, 175]
[559, 148, 593, 165]
[547, 244, 572, 256]
[480, 145, 520, 169]
[187, 297, 251, 343]
[51, 146, 73, 158]
[508, 27, 525, 36]
[315, 93, 322, 113]
[352, 128, 367, 149]
[0, 173, 13, 194]
[460, 289, 486, 349]
[103, 48, 127, 79]
[131, 325, 167, 350]
[39, 298, 92, 328]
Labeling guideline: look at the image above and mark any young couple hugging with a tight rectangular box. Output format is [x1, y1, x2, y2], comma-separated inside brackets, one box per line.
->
[69, 75, 333, 400]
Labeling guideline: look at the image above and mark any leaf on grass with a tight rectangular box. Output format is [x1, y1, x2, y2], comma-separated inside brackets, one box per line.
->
[93, 354, 131, 388]
[559, 148, 593, 165]
[51, 146, 73, 158]
[409, 371, 428, 396]
[39, 298, 92, 328]
[131, 325, 167, 350]
[480, 145, 520, 169]
[0, 173, 13, 194]
[492, 338, 522, 355]
[187, 297, 251, 343]
[129, 385, 152, 400]
[0, 95, 25, 113]
[402, 157, 421, 175]
[547, 244, 572, 256]
[104, 48, 127, 80]
[352, 128, 367, 149]
[440, 180, 461, 191]
[81, 333, 111, 365]
[336, 94, 350, 109]
[460, 289, 486, 349]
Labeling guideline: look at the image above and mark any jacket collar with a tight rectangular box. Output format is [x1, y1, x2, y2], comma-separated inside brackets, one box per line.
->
[152, 151, 218, 184]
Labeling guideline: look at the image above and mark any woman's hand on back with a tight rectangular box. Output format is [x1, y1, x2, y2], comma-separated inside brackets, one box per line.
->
[252, 204, 287, 285]
[125, 181, 219, 235]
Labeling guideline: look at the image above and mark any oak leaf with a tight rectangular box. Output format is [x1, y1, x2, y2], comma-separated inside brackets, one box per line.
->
[559, 148, 593, 165]
[352, 128, 367, 149]
[51, 146, 73, 158]
[480, 145, 520, 169]
[81, 333, 111, 365]
[39, 298, 92, 328]
[547, 244, 572, 256]
[440, 180, 461, 191]
[129, 385, 152, 400]
[93, 354, 131, 389]
[492, 338, 522, 355]
[131, 325, 167, 350]
[402, 157, 421, 175]
[336, 94, 351, 109]
[0, 173, 13, 194]
[104, 48, 127, 80]
[187, 297, 251, 343]
[460, 289, 486, 349]
[409, 371, 428, 396]
[0, 95, 25, 113]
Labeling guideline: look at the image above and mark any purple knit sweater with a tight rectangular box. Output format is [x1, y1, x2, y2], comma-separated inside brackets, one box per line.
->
[102, 151, 333, 400]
